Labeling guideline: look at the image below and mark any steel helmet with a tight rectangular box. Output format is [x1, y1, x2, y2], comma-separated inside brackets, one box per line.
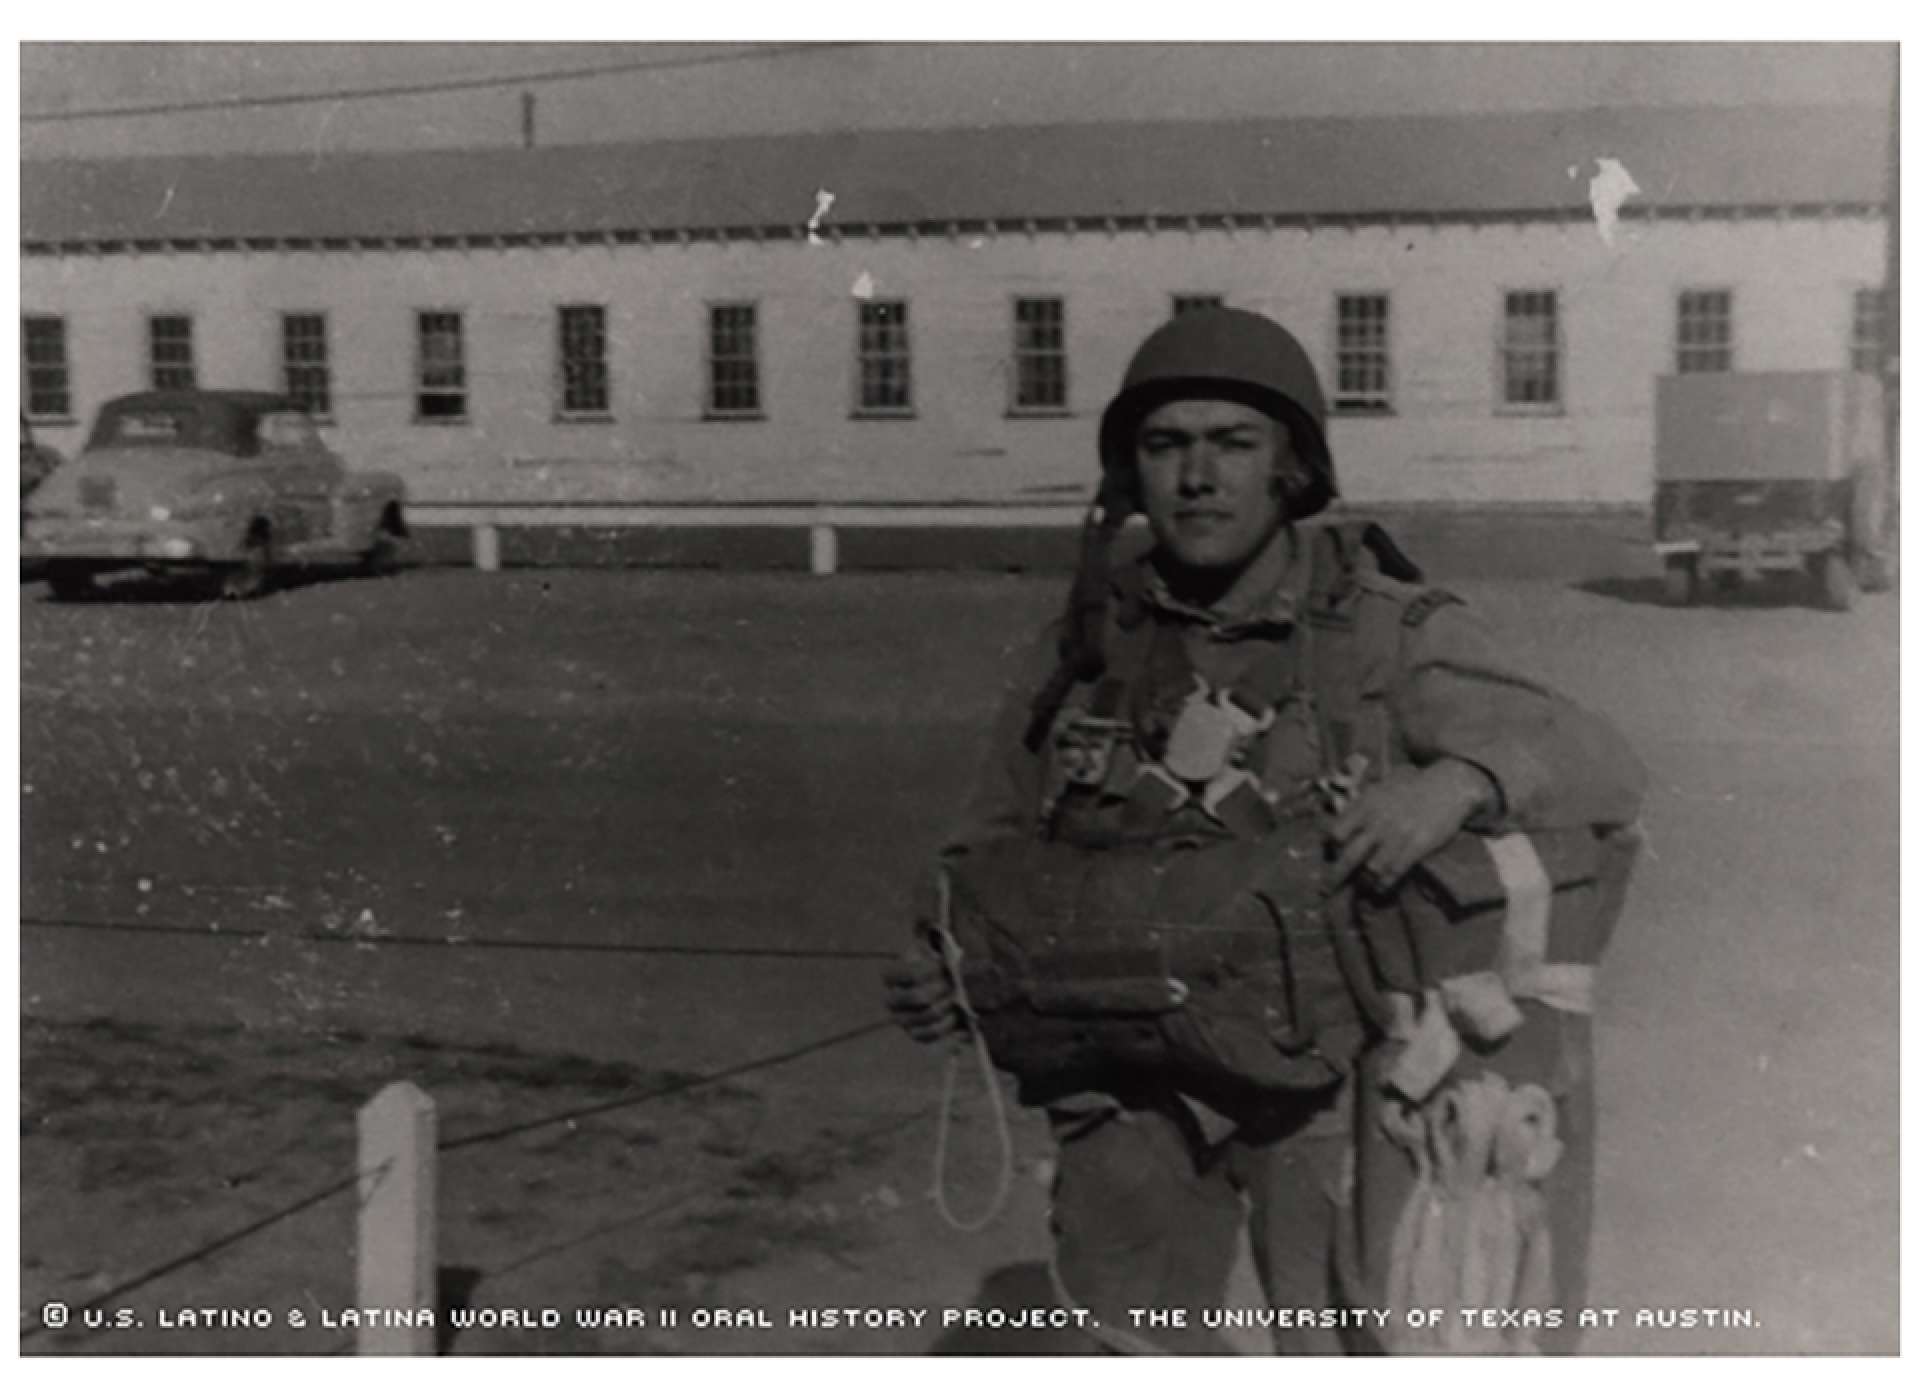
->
[1096, 307, 1337, 520]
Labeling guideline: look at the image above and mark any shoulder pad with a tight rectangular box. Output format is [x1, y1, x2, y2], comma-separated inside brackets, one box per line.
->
[1400, 587, 1465, 629]
[1305, 517, 1423, 605]
[1355, 520, 1423, 584]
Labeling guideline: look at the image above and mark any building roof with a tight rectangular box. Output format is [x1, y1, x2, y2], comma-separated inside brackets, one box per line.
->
[21, 104, 1889, 250]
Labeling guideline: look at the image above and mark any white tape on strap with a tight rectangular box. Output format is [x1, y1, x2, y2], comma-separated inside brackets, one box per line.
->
[1483, 833, 1593, 1015]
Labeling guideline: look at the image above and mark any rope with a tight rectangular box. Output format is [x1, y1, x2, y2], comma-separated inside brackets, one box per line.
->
[927, 869, 1016, 1234]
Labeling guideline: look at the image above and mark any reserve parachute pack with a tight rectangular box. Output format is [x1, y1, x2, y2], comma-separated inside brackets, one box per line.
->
[938, 517, 1640, 1348]
[940, 518, 1434, 1102]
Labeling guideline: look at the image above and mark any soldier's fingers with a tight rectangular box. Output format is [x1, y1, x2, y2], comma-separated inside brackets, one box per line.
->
[894, 976, 955, 1007]
[1326, 797, 1373, 844]
[1367, 826, 1410, 873]
[884, 982, 945, 1014]
[883, 956, 944, 990]
[1328, 826, 1381, 889]
[903, 1010, 961, 1042]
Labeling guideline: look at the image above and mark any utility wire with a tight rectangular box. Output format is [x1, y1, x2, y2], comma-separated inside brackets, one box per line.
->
[20, 913, 899, 963]
[440, 1017, 893, 1154]
[23, 42, 868, 125]
[18, 1166, 372, 1341]
[19, 1015, 897, 1343]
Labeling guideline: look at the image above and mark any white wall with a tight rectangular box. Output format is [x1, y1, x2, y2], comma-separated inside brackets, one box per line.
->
[21, 213, 1885, 507]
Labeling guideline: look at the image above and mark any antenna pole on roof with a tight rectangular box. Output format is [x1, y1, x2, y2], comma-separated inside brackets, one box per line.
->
[521, 92, 536, 150]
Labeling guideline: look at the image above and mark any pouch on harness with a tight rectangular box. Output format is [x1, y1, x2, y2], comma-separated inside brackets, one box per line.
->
[937, 516, 1640, 1349]
[938, 520, 1427, 1105]
[1329, 817, 1639, 1353]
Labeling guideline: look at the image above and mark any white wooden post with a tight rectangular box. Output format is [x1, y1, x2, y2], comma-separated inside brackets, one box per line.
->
[472, 524, 501, 573]
[809, 521, 839, 576]
[356, 1081, 437, 1357]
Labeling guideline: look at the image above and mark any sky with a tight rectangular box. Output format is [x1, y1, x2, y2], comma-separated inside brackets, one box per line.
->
[18, 41, 1900, 162]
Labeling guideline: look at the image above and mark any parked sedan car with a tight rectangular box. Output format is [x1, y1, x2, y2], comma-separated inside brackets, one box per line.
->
[21, 415, 61, 503]
[21, 390, 407, 600]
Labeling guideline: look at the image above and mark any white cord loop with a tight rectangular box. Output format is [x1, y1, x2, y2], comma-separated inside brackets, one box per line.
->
[928, 867, 1016, 1233]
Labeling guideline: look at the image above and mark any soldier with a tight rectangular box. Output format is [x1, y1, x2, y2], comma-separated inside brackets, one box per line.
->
[885, 307, 1646, 1355]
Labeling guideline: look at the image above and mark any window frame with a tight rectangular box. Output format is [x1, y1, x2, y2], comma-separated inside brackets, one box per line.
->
[279, 311, 334, 421]
[22, 314, 74, 423]
[556, 304, 613, 421]
[1331, 291, 1395, 417]
[1494, 287, 1566, 416]
[147, 312, 198, 393]
[852, 298, 914, 418]
[413, 308, 470, 424]
[1009, 294, 1071, 417]
[704, 301, 764, 420]
[1171, 294, 1225, 318]
[1674, 286, 1736, 375]
[1850, 286, 1890, 374]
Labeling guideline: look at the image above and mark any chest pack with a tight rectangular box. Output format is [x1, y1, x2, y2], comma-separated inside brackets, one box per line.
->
[941, 518, 1638, 1120]
[941, 520, 1435, 1101]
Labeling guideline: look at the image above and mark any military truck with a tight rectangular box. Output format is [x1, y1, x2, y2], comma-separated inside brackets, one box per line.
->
[1651, 370, 1894, 610]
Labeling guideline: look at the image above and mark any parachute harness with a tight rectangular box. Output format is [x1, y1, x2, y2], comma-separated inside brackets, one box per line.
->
[928, 866, 1017, 1233]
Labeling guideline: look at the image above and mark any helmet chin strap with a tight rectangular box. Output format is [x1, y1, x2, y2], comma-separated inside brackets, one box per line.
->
[1023, 460, 1316, 752]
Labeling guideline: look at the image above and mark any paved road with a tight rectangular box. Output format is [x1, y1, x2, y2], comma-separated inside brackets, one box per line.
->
[16, 562, 1898, 1353]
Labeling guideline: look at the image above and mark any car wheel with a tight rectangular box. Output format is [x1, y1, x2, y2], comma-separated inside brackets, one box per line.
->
[1814, 551, 1855, 613]
[1662, 557, 1698, 607]
[1851, 462, 1895, 593]
[221, 528, 274, 601]
[362, 518, 407, 576]
[46, 564, 94, 601]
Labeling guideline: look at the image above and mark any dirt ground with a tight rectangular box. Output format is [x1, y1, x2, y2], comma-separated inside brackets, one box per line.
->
[14, 549, 1899, 1355]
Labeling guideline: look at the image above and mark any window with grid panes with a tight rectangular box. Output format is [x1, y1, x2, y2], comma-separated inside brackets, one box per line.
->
[280, 313, 332, 418]
[1172, 294, 1224, 317]
[1675, 289, 1734, 374]
[1499, 290, 1562, 410]
[415, 311, 467, 420]
[1851, 288, 1890, 373]
[856, 301, 912, 414]
[558, 305, 610, 416]
[23, 316, 71, 420]
[1334, 293, 1392, 414]
[707, 304, 761, 416]
[1013, 297, 1068, 411]
[148, 315, 196, 391]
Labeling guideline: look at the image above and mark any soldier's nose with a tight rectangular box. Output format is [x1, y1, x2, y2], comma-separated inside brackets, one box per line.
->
[1178, 448, 1219, 495]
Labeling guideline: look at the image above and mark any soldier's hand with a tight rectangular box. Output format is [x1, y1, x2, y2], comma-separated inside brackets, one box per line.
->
[882, 945, 965, 1044]
[1326, 759, 1497, 891]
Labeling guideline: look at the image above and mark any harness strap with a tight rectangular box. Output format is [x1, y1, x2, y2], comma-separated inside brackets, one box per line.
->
[1485, 832, 1596, 1017]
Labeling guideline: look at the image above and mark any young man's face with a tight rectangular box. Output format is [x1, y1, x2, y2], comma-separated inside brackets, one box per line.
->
[1135, 398, 1298, 574]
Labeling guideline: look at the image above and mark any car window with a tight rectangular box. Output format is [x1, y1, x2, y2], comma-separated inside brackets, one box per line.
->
[108, 411, 194, 445]
[258, 411, 318, 451]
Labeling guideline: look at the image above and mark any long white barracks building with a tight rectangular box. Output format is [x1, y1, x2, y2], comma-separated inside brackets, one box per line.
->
[20, 104, 1891, 511]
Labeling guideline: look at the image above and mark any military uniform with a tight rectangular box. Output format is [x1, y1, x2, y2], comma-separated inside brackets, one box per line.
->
[932, 516, 1644, 1353]
[900, 308, 1646, 1355]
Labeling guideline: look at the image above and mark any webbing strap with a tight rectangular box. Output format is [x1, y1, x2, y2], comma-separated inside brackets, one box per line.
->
[1483, 833, 1593, 1016]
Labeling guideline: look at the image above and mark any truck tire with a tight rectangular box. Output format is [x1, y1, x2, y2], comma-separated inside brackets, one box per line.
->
[46, 564, 94, 601]
[1662, 557, 1698, 607]
[1815, 551, 1855, 612]
[1851, 462, 1895, 592]
[220, 527, 274, 601]
[361, 510, 408, 576]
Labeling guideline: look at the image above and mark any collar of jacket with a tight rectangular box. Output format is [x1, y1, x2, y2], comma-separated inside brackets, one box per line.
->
[1124, 522, 1313, 640]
